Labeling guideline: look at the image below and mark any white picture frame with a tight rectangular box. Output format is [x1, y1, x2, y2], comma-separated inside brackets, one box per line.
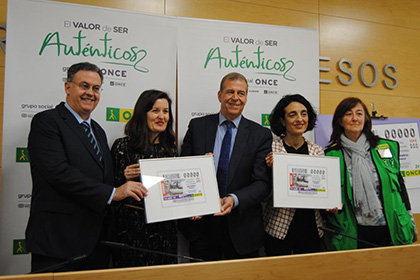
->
[139, 155, 221, 223]
[273, 153, 341, 209]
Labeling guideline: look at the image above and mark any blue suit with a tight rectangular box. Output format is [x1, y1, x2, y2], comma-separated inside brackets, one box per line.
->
[179, 113, 272, 258]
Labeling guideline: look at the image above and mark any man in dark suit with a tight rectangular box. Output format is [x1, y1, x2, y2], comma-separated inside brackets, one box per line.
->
[179, 72, 272, 261]
[26, 62, 148, 273]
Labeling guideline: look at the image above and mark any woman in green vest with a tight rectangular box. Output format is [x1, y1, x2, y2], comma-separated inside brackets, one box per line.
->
[324, 97, 417, 250]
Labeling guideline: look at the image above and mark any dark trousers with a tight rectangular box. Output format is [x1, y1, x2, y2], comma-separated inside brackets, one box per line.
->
[189, 216, 259, 261]
[265, 209, 322, 256]
[357, 225, 392, 249]
[31, 241, 109, 273]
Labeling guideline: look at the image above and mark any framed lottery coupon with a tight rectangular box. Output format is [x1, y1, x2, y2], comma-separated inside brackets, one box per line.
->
[139, 155, 221, 223]
[273, 153, 341, 209]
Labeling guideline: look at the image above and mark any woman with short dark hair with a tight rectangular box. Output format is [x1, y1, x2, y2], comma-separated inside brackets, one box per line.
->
[264, 94, 324, 256]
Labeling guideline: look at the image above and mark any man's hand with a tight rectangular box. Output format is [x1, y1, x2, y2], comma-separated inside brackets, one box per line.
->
[113, 181, 148, 201]
[214, 196, 234, 216]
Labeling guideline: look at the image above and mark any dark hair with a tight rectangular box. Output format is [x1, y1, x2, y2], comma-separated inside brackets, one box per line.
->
[269, 94, 317, 137]
[219, 72, 248, 93]
[124, 90, 175, 153]
[67, 62, 103, 83]
[327, 97, 379, 148]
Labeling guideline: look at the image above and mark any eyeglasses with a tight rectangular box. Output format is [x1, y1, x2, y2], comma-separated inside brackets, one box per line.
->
[70, 81, 102, 94]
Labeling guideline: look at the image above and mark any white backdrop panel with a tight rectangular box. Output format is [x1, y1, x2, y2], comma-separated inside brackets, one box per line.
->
[1, 0, 176, 275]
[1, 0, 320, 275]
[177, 17, 319, 147]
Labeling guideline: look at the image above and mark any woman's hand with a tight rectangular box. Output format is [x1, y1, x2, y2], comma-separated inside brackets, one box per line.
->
[124, 163, 141, 180]
[326, 207, 339, 214]
[265, 152, 273, 168]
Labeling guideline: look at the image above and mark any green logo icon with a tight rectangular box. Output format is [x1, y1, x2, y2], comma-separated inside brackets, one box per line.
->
[16, 148, 29, 163]
[261, 114, 270, 127]
[13, 239, 28, 255]
[107, 107, 119, 122]
[107, 107, 133, 122]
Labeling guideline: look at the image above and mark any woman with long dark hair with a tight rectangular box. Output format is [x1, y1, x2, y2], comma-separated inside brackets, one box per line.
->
[111, 90, 177, 267]
[324, 97, 417, 250]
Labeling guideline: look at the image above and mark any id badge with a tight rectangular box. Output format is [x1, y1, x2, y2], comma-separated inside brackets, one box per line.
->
[377, 148, 393, 159]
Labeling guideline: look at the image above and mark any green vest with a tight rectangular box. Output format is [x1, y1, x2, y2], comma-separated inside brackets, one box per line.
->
[324, 139, 414, 250]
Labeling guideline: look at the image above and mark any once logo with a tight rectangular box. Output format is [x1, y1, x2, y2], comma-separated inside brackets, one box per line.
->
[13, 239, 28, 255]
[261, 114, 271, 127]
[106, 107, 133, 122]
[16, 148, 30, 163]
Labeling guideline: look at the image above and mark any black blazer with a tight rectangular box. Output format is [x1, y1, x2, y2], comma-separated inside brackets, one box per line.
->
[179, 114, 272, 255]
[25, 102, 114, 259]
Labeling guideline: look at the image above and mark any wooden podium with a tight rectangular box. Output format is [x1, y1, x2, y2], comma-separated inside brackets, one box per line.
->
[1, 243, 420, 280]
[1, 214, 418, 279]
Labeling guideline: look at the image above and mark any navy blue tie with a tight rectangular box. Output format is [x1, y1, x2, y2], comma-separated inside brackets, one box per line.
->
[81, 121, 102, 163]
[217, 121, 233, 197]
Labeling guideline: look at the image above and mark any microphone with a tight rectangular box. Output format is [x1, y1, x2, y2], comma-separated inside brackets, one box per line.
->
[28, 254, 87, 274]
[101, 240, 204, 262]
[318, 226, 380, 247]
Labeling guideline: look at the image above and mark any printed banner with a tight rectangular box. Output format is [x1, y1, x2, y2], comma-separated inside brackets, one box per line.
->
[177, 17, 319, 147]
[2, 0, 321, 275]
[373, 123, 420, 189]
[1, 0, 176, 275]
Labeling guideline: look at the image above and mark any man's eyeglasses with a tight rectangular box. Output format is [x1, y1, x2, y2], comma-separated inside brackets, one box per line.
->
[70, 81, 102, 94]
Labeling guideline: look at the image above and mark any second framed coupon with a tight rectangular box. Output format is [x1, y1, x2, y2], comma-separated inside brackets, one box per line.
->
[139, 155, 221, 223]
[273, 153, 341, 209]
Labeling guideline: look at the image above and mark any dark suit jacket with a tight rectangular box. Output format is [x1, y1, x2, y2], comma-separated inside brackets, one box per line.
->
[25, 102, 114, 260]
[179, 113, 272, 255]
